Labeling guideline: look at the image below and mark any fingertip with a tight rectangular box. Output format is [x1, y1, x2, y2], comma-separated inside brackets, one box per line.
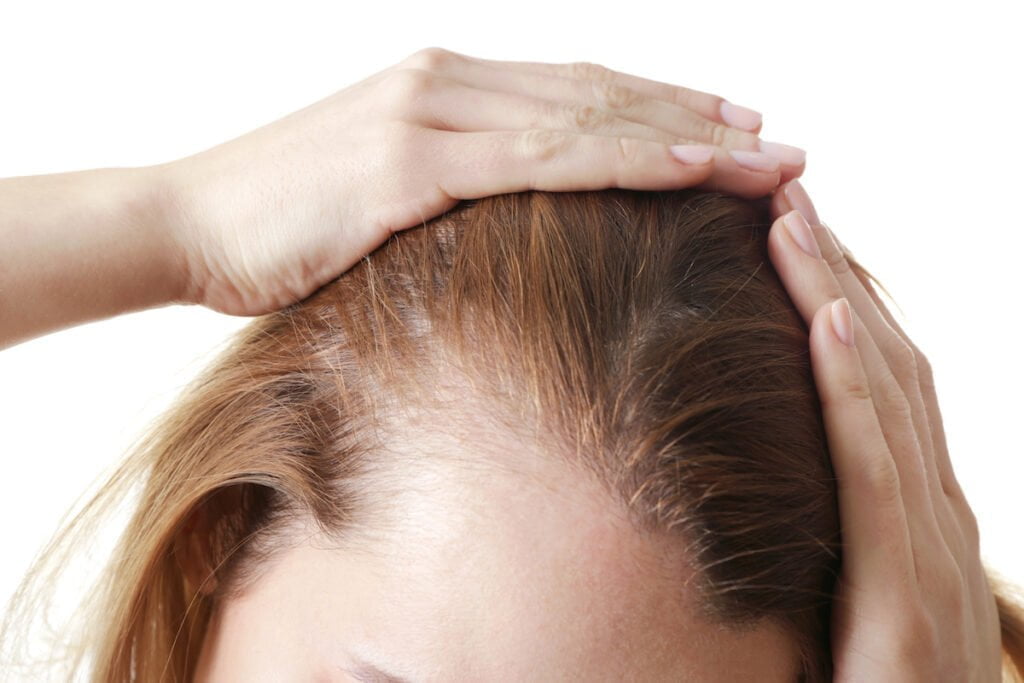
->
[782, 178, 820, 225]
[808, 298, 856, 373]
[720, 100, 763, 132]
[692, 147, 782, 199]
[810, 297, 835, 334]
[766, 209, 792, 256]
[777, 163, 806, 185]
[747, 120, 763, 136]
[769, 182, 793, 219]
[665, 145, 716, 188]
[739, 169, 783, 199]
[808, 299, 837, 349]
[830, 297, 856, 348]
[668, 144, 715, 165]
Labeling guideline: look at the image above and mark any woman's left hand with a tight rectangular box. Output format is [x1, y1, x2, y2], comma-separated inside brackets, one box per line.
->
[766, 180, 1003, 680]
[157, 47, 806, 318]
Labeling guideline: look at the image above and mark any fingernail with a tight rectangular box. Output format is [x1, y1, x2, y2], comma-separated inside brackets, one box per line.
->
[720, 101, 762, 131]
[759, 140, 806, 166]
[669, 144, 715, 165]
[783, 210, 821, 258]
[783, 179, 820, 225]
[729, 150, 780, 173]
[831, 298, 856, 347]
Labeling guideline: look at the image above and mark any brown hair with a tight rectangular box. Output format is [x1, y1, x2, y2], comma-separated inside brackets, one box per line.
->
[2, 188, 1022, 681]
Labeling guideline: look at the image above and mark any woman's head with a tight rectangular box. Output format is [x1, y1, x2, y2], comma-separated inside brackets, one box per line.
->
[9, 189, 847, 681]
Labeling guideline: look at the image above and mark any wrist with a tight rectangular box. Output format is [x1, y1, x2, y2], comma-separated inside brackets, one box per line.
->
[140, 161, 198, 307]
[0, 165, 196, 349]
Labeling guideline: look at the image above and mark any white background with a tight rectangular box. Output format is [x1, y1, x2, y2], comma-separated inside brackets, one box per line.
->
[2, 0, 1021, 643]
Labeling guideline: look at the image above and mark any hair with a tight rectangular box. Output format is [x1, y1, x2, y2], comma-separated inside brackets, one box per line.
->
[2, 188, 1023, 682]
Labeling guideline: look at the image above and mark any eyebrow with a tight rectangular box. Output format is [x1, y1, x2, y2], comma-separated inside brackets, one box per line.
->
[343, 659, 414, 683]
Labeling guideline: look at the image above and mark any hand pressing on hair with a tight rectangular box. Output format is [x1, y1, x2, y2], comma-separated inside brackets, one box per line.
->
[767, 181, 1003, 681]
[159, 46, 804, 317]
[2, 46, 806, 348]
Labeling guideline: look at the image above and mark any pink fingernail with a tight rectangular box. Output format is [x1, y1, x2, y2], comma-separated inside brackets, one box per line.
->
[783, 179, 820, 225]
[720, 101, 762, 131]
[669, 144, 715, 165]
[729, 149, 780, 172]
[831, 298, 856, 347]
[783, 210, 821, 258]
[759, 140, 806, 166]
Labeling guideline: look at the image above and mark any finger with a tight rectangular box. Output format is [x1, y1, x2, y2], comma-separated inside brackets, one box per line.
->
[429, 128, 782, 200]
[850, 266, 965, 504]
[400, 63, 759, 149]
[771, 179, 820, 224]
[774, 184, 937, 465]
[808, 298, 918, 596]
[402, 46, 764, 133]
[817, 221, 968, 569]
[772, 184, 966, 555]
[767, 209, 945, 568]
[386, 63, 804, 182]
[847, 262, 978, 568]
[771, 180, 857, 268]
[403, 74, 802, 185]
[411, 74, 698, 143]
[772, 181, 870, 261]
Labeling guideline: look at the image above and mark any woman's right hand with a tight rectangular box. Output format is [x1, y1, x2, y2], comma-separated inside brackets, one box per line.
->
[768, 181, 1004, 680]
[160, 47, 806, 318]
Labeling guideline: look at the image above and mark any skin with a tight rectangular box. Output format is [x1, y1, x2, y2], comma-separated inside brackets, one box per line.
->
[193, 425, 799, 682]
[1, 46, 1004, 678]
[0, 46, 799, 349]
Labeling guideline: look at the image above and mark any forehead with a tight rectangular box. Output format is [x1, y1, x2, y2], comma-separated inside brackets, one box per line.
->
[198, 429, 798, 681]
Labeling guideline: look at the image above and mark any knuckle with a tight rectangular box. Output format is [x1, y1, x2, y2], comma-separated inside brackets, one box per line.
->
[402, 46, 458, 73]
[914, 343, 936, 392]
[820, 231, 853, 277]
[863, 458, 903, 508]
[840, 373, 873, 403]
[688, 116, 719, 144]
[880, 332, 920, 383]
[568, 103, 611, 131]
[953, 496, 982, 552]
[615, 136, 641, 165]
[593, 81, 644, 111]
[936, 565, 968, 618]
[384, 68, 439, 109]
[518, 129, 571, 162]
[876, 369, 913, 420]
[666, 86, 703, 110]
[688, 116, 752, 149]
[726, 128, 761, 150]
[893, 607, 939, 662]
[566, 60, 612, 83]
[709, 121, 729, 147]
